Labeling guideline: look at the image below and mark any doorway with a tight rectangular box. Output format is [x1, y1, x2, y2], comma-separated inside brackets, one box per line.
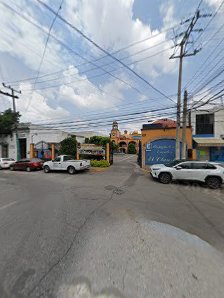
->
[19, 139, 27, 159]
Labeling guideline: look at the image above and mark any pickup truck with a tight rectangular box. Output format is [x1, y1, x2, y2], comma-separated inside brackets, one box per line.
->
[43, 155, 90, 174]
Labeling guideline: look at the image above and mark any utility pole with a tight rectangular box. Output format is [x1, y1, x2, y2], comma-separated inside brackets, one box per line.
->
[1, 83, 21, 160]
[170, 9, 211, 159]
[182, 90, 188, 159]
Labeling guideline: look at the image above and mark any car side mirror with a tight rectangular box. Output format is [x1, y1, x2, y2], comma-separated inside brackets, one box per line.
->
[175, 166, 182, 170]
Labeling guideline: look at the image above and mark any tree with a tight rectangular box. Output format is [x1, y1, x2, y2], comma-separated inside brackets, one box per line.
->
[112, 142, 119, 151]
[0, 109, 20, 136]
[85, 137, 90, 144]
[89, 136, 110, 146]
[128, 143, 137, 154]
[59, 136, 77, 157]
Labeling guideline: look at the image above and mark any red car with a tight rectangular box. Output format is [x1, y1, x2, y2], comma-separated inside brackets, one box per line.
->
[10, 158, 43, 172]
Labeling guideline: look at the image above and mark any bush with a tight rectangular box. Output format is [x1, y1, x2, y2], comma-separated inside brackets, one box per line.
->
[128, 143, 137, 154]
[59, 136, 77, 156]
[90, 160, 110, 167]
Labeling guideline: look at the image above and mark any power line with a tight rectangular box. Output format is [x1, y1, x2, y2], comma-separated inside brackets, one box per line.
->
[1, 2, 146, 98]
[25, 0, 64, 113]
[18, 43, 172, 88]
[3, 1, 184, 86]
[37, 105, 177, 127]
[21, 46, 173, 92]
[36, 0, 174, 103]
[184, 22, 224, 90]
[33, 0, 64, 89]
[193, 0, 224, 46]
[191, 87, 224, 109]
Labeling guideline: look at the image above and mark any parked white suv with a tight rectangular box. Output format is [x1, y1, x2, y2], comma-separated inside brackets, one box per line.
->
[150, 161, 224, 189]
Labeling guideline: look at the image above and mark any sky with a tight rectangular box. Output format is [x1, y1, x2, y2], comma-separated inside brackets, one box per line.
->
[0, 0, 223, 135]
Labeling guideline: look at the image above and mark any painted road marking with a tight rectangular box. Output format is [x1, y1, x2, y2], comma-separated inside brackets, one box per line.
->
[0, 201, 18, 211]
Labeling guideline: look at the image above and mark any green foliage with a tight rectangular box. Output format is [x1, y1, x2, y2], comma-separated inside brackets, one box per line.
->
[89, 136, 110, 146]
[90, 160, 110, 167]
[0, 109, 20, 136]
[112, 142, 119, 151]
[59, 136, 77, 156]
[84, 137, 90, 144]
[128, 143, 137, 154]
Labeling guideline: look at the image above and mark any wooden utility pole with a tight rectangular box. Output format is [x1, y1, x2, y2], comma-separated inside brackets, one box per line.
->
[182, 90, 188, 159]
[1, 83, 21, 160]
[170, 9, 210, 159]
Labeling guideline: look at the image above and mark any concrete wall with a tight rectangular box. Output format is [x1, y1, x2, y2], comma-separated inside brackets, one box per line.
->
[0, 126, 78, 160]
[215, 109, 224, 138]
[191, 108, 224, 138]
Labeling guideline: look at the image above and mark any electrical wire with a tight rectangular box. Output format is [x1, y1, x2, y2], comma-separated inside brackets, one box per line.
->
[36, 0, 175, 103]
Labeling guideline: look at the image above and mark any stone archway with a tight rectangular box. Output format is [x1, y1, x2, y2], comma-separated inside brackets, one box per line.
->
[119, 141, 127, 153]
[128, 140, 139, 154]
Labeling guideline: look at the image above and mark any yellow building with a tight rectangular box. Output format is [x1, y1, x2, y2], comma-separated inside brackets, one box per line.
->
[110, 121, 141, 153]
[141, 119, 195, 168]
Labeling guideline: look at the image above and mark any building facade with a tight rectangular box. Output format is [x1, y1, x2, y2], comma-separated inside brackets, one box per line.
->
[191, 107, 224, 161]
[110, 121, 141, 153]
[141, 119, 193, 168]
[0, 123, 75, 160]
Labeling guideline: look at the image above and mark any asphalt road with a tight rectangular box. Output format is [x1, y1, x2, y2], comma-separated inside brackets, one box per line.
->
[0, 155, 224, 298]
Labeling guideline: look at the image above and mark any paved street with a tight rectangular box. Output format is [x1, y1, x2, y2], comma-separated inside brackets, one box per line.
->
[0, 155, 224, 298]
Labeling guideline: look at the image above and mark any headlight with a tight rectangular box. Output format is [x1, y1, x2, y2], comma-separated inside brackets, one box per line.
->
[152, 168, 161, 171]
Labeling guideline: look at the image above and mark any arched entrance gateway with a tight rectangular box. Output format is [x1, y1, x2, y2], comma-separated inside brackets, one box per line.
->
[119, 141, 127, 153]
[110, 121, 141, 154]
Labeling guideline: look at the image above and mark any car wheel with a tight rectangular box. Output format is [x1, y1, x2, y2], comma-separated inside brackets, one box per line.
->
[26, 167, 31, 172]
[68, 166, 76, 175]
[10, 166, 14, 171]
[206, 177, 221, 189]
[159, 172, 172, 184]
[44, 166, 50, 173]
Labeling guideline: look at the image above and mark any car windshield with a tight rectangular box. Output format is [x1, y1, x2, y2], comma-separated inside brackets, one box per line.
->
[165, 160, 182, 167]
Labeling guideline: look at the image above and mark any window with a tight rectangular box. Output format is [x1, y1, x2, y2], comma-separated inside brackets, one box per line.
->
[196, 114, 214, 135]
[64, 156, 73, 161]
[179, 163, 192, 169]
[54, 157, 61, 162]
[191, 163, 208, 169]
[206, 163, 217, 169]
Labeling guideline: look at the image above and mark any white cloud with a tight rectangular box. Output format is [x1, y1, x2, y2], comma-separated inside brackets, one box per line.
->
[205, 0, 222, 8]
[59, 65, 127, 108]
[64, 0, 177, 78]
[0, 0, 179, 126]
[18, 83, 69, 122]
[0, 1, 65, 73]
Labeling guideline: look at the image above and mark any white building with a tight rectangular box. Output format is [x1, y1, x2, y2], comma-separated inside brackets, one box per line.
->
[191, 106, 224, 161]
[0, 123, 80, 160]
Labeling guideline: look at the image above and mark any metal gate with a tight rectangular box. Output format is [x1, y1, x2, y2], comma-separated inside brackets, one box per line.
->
[109, 142, 114, 165]
[138, 140, 142, 167]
